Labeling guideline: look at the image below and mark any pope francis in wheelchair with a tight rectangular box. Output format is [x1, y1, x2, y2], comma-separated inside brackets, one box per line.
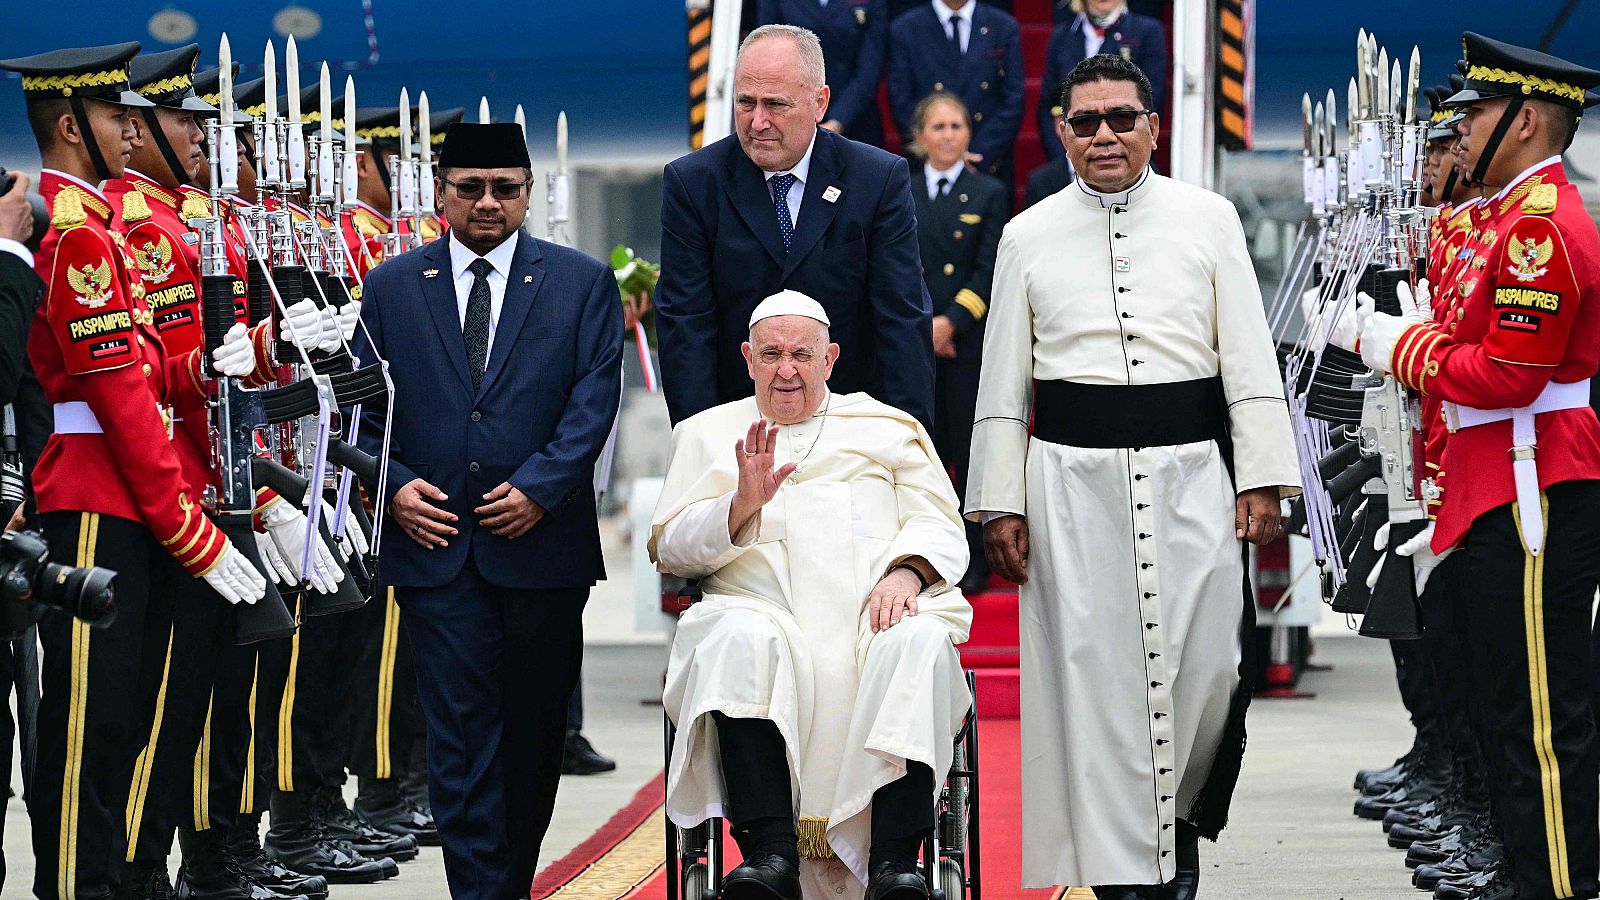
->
[651, 292, 975, 900]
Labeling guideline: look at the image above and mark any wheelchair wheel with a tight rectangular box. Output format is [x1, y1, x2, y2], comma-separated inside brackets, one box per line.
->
[936, 857, 965, 900]
[941, 741, 969, 850]
[683, 861, 713, 900]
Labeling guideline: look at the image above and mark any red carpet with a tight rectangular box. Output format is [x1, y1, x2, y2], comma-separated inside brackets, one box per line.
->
[532, 718, 1088, 900]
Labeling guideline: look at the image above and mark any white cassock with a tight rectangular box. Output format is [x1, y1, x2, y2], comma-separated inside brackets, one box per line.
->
[652, 392, 973, 899]
[966, 170, 1301, 887]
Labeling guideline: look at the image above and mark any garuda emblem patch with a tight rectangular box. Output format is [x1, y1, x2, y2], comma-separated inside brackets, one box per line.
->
[1508, 235, 1553, 283]
[68, 259, 114, 308]
[131, 234, 177, 283]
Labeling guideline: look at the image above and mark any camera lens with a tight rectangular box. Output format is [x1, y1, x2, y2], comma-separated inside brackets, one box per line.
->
[38, 562, 116, 626]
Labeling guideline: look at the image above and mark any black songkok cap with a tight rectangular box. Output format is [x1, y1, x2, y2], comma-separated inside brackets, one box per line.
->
[0, 41, 153, 107]
[1447, 32, 1600, 110]
[437, 122, 530, 169]
[131, 44, 214, 112]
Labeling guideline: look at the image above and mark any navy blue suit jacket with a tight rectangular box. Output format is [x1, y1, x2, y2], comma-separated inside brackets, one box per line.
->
[657, 128, 934, 430]
[1037, 12, 1168, 160]
[756, 0, 889, 145]
[354, 232, 623, 591]
[888, 3, 1023, 179]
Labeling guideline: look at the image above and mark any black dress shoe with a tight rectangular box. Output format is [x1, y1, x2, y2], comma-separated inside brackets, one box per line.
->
[867, 861, 927, 900]
[1160, 835, 1199, 900]
[1091, 887, 1159, 900]
[956, 569, 991, 594]
[720, 852, 800, 900]
[563, 732, 618, 775]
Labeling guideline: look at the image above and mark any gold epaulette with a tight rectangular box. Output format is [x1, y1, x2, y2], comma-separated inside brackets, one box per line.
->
[51, 190, 87, 230]
[1522, 183, 1558, 215]
[180, 193, 211, 222]
[121, 191, 153, 225]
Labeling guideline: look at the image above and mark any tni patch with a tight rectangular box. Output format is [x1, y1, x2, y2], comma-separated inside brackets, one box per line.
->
[1498, 310, 1541, 333]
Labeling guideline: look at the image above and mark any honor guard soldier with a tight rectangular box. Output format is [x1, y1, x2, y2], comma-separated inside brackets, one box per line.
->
[114, 46, 339, 900]
[907, 90, 1008, 592]
[1360, 33, 1600, 900]
[350, 106, 401, 259]
[0, 41, 270, 900]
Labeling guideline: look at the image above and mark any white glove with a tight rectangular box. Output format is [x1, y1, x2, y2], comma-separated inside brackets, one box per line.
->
[281, 298, 326, 351]
[337, 300, 362, 342]
[323, 499, 370, 559]
[211, 322, 256, 377]
[202, 543, 267, 605]
[1396, 521, 1454, 595]
[1356, 279, 1433, 373]
[254, 530, 295, 584]
[1327, 298, 1363, 353]
[261, 499, 345, 594]
[1365, 520, 1392, 592]
[316, 306, 344, 353]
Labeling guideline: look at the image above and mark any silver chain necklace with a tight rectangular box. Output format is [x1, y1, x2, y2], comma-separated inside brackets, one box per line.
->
[786, 391, 831, 484]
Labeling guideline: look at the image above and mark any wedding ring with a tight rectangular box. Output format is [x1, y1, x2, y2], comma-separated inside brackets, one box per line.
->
[414, 524, 424, 534]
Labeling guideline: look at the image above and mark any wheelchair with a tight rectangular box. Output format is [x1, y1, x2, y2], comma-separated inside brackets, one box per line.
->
[662, 616, 982, 900]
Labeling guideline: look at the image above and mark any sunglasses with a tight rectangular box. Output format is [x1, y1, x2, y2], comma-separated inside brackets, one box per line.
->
[1064, 109, 1152, 138]
[443, 177, 531, 201]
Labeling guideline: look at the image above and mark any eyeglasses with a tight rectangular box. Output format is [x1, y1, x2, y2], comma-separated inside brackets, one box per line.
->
[443, 177, 531, 201]
[1064, 109, 1152, 138]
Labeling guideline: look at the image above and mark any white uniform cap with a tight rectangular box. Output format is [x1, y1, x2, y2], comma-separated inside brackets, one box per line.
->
[748, 290, 831, 329]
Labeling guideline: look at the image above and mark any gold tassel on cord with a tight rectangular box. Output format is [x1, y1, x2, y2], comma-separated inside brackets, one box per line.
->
[797, 816, 837, 860]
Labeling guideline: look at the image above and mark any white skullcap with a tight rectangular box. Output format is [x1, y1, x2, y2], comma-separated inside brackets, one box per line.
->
[748, 290, 831, 329]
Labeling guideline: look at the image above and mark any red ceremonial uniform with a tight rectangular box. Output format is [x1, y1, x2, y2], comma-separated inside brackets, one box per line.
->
[29, 170, 228, 576]
[1391, 160, 1600, 551]
[1416, 198, 1489, 518]
[349, 202, 389, 275]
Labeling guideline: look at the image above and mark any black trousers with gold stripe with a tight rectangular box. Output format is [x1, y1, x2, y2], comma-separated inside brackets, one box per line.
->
[276, 597, 362, 794]
[189, 612, 295, 831]
[30, 511, 175, 900]
[124, 561, 234, 864]
[1463, 481, 1600, 900]
[348, 587, 421, 782]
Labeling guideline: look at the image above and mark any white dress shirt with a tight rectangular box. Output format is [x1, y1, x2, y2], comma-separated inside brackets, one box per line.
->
[923, 159, 964, 200]
[932, 0, 974, 53]
[448, 230, 518, 350]
[0, 239, 31, 268]
[763, 131, 817, 228]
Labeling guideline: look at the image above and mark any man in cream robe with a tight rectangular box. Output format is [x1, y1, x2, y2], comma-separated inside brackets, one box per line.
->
[966, 56, 1300, 897]
[652, 292, 972, 900]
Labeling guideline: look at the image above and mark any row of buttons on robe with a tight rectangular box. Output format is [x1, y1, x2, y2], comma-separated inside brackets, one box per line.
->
[1109, 214, 1151, 368]
[1129, 433, 1178, 859]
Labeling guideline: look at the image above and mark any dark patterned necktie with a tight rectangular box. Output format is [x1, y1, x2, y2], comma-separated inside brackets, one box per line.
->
[770, 173, 797, 249]
[465, 257, 493, 391]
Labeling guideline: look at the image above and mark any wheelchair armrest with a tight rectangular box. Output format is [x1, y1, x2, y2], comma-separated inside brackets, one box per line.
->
[660, 576, 704, 616]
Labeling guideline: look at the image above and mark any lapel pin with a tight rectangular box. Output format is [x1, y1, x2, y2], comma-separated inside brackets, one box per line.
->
[423, 268, 439, 278]
[980, 25, 989, 35]
[524, 275, 533, 283]
[854, 6, 866, 23]
[823, 186, 842, 204]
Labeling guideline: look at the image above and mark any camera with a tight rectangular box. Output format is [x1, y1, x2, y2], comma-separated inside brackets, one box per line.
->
[0, 529, 117, 640]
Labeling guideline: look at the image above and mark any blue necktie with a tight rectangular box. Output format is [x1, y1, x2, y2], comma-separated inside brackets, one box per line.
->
[770, 173, 796, 249]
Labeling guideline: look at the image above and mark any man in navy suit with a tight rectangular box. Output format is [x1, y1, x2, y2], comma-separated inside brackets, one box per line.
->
[353, 122, 622, 900]
[888, 0, 1024, 189]
[658, 23, 934, 430]
[756, 0, 889, 147]
[1037, 0, 1168, 161]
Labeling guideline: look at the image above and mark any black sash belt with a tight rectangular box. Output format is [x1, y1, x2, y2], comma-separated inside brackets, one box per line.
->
[1032, 376, 1228, 449]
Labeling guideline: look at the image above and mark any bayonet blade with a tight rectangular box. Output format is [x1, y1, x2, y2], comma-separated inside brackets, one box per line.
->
[1390, 58, 1402, 119]
[557, 111, 568, 176]
[319, 63, 331, 135]
[479, 96, 490, 123]
[219, 35, 235, 123]
[399, 87, 412, 161]
[1405, 46, 1421, 122]
[1302, 93, 1313, 157]
[1313, 101, 1325, 157]
[1326, 87, 1337, 152]
[1377, 47, 1390, 117]
[263, 42, 277, 122]
[419, 91, 431, 165]
[286, 37, 301, 122]
[514, 104, 526, 138]
[1356, 32, 1371, 119]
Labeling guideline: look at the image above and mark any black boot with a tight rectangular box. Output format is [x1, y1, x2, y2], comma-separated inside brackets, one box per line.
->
[175, 827, 296, 899]
[1414, 830, 1503, 892]
[116, 861, 176, 900]
[1160, 824, 1199, 900]
[312, 785, 419, 862]
[355, 777, 440, 846]
[226, 812, 330, 898]
[1354, 734, 1422, 792]
[264, 790, 394, 884]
